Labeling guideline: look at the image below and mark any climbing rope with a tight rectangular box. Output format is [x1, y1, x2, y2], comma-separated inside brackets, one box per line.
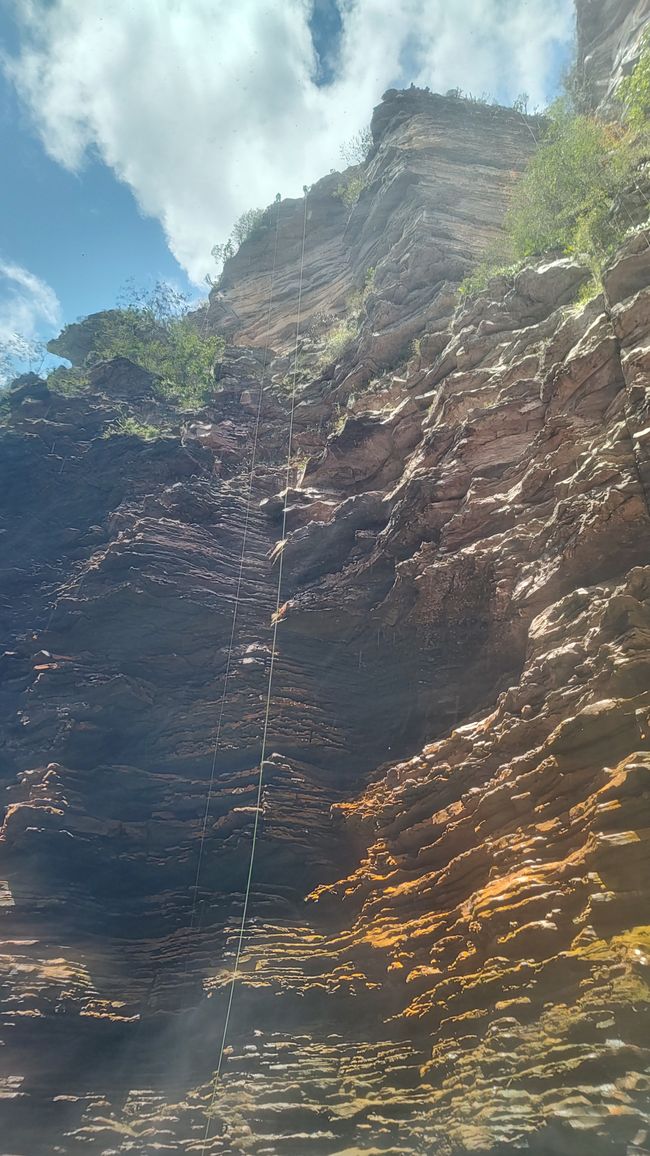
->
[199, 188, 310, 1151]
[182, 199, 283, 980]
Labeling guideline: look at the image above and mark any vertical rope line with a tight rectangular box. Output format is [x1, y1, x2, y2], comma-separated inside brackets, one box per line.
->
[200, 190, 309, 1150]
[183, 201, 282, 975]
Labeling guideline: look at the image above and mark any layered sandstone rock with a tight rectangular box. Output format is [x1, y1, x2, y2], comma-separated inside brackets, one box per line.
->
[576, 0, 650, 110]
[2, 24, 650, 1156]
[203, 89, 541, 368]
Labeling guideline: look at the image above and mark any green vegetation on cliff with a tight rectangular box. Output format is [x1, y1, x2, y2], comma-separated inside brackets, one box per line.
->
[334, 171, 366, 208]
[102, 414, 169, 440]
[334, 128, 374, 208]
[319, 267, 376, 366]
[48, 282, 224, 408]
[461, 39, 650, 299]
[506, 105, 631, 263]
[211, 205, 272, 269]
[618, 30, 650, 130]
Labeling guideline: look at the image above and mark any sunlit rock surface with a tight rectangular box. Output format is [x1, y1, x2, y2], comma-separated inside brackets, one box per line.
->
[576, 0, 650, 109]
[2, 41, 650, 1156]
[203, 89, 540, 363]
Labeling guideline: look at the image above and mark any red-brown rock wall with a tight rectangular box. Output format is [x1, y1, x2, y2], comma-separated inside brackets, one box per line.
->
[2, 62, 650, 1156]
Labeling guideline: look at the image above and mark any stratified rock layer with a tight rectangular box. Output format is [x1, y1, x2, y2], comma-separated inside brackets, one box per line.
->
[576, 0, 650, 109]
[204, 89, 540, 366]
[2, 81, 650, 1156]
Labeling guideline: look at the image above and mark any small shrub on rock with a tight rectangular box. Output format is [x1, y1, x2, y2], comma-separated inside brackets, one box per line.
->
[50, 283, 224, 409]
[102, 414, 166, 440]
[618, 31, 650, 132]
[460, 41, 650, 302]
[211, 206, 272, 270]
[321, 318, 357, 365]
[506, 102, 629, 261]
[46, 365, 90, 396]
[335, 172, 366, 208]
[339, 127, 373, 166]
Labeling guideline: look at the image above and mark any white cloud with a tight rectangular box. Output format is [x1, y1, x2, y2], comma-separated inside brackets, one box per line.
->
[0, 257, 62, 343]
[4, 0, 574, 284]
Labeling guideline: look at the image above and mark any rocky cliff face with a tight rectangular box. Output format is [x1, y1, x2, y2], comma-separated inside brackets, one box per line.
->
[576, 0, 650, 109]
[204, 90, 539, 367]
[2, 25, 650, 1156]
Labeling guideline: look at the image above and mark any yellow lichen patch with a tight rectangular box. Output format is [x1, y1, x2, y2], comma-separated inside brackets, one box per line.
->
[405, 965, 442, 982]
[465, 865, 559, 919]
[364, 924, 406, 950]
[494, 996, 532, 1011]
[80, 1007, 139, 1022]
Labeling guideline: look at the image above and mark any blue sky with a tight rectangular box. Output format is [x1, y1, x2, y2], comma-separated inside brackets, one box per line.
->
[0, 55, 195, 323]
[0, 0, 575, 378]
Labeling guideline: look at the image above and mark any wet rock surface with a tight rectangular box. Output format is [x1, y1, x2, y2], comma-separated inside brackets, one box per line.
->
[2, 75, 650, 1156]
